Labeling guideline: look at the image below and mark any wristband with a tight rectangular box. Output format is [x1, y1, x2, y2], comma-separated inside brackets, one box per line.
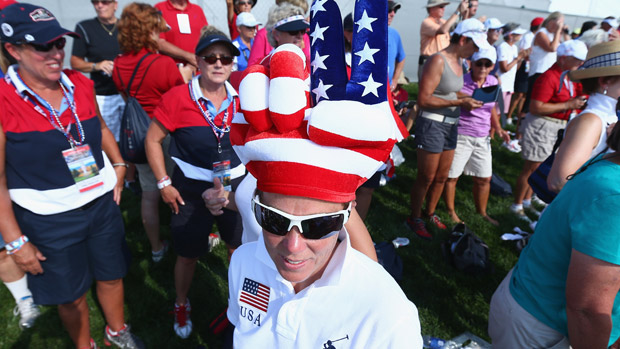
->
[157, 176, 172, 190]
[112, 162, 129, 168]
[454, 10, 460, 16]
[92, 63, 97, 72]
[5, 235, 29, 255]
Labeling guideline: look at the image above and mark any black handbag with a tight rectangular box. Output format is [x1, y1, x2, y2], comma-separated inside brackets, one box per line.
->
[116, 53, 160, 164]
[527, 129, 564, 204]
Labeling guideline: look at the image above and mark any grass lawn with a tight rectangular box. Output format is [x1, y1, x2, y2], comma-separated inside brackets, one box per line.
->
[0, 83, 536, 348]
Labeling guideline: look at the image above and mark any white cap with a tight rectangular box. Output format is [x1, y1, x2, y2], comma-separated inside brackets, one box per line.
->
[557, 40, 588, 60]
[484, 18, 503, 30]
[236, 12, 261, 27]
[455, 18, 492, 50]
[603, 18, 619, 29]
[509, 27, 527, 35]
[472, 47, 497, 64]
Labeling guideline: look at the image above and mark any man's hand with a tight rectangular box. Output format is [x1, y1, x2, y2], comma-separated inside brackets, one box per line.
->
[201, 177, 230, 216]
[95, 60, 114, 76]
[566, 97, 587, 110]
[11, 242, 46, 275]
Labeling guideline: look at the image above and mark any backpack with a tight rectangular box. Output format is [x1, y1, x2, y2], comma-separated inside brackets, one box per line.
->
[375, 241, 404, 282]
[116, 53, 160, 164]
[442, 224, 492, 274]
[527, 129, 564, 204]
[490, 172, 512, 197]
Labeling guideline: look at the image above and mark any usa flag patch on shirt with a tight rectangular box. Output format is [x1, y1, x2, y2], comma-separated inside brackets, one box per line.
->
[240, 278, 270, 313]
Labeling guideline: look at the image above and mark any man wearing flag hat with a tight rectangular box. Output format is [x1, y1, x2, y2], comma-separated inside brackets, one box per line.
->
[226, 0, 422, 346]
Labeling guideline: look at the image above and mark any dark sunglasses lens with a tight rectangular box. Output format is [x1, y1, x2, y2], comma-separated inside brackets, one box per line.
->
[287, 30, 304, 36]
[219, 56, 233, 65]
[203, 55, 233, 65]
[255, 205, 289, 236]
[32, 38, 66, 52]
[475, 61, 492, 68]
[203, 56, 218, 64]
[301, 214, 344, 240]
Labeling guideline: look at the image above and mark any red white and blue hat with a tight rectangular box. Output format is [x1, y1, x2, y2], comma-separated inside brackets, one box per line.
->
[274, 14, 309, 32]
[0, 3, 78, 45]
[232, 0, 407, 203]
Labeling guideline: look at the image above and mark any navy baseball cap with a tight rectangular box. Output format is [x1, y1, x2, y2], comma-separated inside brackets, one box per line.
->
[0, 3, 78, 45]
[195, 34, 241, 56]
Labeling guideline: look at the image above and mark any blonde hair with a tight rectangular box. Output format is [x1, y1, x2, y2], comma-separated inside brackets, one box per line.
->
[117, 2, 168, 54]
[266, 2, 305, 48]
[542, 11, 563, 29]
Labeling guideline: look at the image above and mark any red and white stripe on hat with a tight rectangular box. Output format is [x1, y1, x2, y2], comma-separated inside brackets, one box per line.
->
[231, 44, 396, 203]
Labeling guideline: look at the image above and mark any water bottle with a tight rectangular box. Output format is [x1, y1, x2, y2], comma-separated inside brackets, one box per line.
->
[422, 336, 445, 348]
[422, 336, 460, 349]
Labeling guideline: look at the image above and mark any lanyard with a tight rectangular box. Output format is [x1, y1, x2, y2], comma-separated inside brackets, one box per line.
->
[11, 73, 85, 148]
[188, 81, 235, 153]
[557, 70, 574, 98]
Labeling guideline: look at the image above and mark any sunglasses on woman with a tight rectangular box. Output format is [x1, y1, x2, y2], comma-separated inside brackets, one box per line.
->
[28, 37, 66, 52]
[285, 29, 306, 36]
[91, 0, 115, 4]
[200, 54, 234, 65]
[252, 195, 351, 240]
[237, 1, 252, 5]
[475, 60, 493, 68]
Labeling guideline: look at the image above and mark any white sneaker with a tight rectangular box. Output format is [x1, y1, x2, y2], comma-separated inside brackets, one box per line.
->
[13, 296, 40, 329]
[523, 203, 541, 217]
[510, 205, 532, 223]
[173, 299, 192, 339]
[151, 240, 169, 263]
[531, 195, 548, 208]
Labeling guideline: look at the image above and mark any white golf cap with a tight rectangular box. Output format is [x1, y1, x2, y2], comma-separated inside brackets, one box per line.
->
[557, 40, 588, 61]
[472, 47, 497, 64]
[603, 18, 619, 29]
[236, 12, 261, 27]
[509, 27, 527, 35]
[484, 18, 503, 30]
[455, 18, 492, 50]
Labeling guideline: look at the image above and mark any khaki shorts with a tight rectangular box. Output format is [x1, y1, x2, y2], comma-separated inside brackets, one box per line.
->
[488, 269, 571, 349]
[520, 114, 565, 162]
[136, 135, 175, 192]
[448, 134, 492, 178]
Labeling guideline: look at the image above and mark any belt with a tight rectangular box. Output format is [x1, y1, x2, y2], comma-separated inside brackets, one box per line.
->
[420, 111, 459, 125]
[540, 116, 567, 126]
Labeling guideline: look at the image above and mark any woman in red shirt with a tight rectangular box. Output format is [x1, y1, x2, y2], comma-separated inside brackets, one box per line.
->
[511, 40, 587, 220]
[112, 3, 184, 263]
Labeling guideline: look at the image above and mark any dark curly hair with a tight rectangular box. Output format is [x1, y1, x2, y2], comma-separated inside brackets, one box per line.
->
[117, 2, 168, 54]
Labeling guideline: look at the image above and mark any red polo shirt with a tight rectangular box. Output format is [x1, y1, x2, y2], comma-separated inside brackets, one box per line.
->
[530, 63, 583, 121]
[155, 0, 208, 64]
[113, 49, 185, 118]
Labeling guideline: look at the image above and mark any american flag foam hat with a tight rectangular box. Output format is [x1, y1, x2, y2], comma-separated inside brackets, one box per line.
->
[231, 0, 407, 203]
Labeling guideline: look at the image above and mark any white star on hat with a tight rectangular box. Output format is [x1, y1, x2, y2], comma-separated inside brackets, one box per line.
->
[355, 42, 380, 65]
[358, 73, 382, 98]
[311, 0, 328, 17]
[312, 79, 333, 103]
[355, 10, 377, 33]
[311, 51, 329, 73]
[310, 23, 329, 45]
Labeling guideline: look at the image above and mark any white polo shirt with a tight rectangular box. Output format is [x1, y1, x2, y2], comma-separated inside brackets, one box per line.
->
[227, 229, 423, 348]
